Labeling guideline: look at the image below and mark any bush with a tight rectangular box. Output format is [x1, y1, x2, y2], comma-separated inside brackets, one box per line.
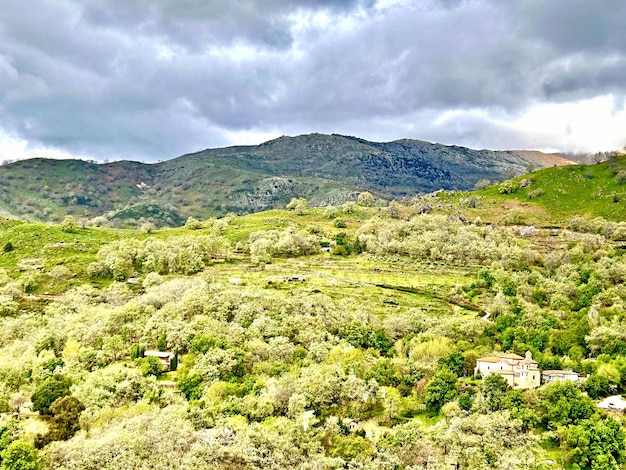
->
[1, 440, 42, 470]
[500, 209, 526, 226]
[184, 217, 203, 230]
[357, 191, 374, 206]
[60, 216, 77, 233]
[333, 218, 347, 228]
[140, 356, 163, 377]
[498, 180, 519, 194]
[50, 265, 72, 281]
[332, 244, 348, 256]
[615, 171, 626, 184]
[474, 179, 490, 190]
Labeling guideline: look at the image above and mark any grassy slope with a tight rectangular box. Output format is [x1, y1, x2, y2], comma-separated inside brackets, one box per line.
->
[441, 156, 626, 225]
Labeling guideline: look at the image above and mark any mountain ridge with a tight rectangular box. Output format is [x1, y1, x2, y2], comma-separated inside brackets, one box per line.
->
[0, 133, 572, 225]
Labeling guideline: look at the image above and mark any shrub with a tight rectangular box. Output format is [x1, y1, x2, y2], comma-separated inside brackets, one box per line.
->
[474, 179, 490, 190]
[140, 357, 163, 377]
[615, 171, 626, 184]
[60, 216, 77, 233]
[1, 440, 42, 470]
[333, 218, 347, 228]
[498, 180, 519, 194]
[50, 265, 72, 281]
[500, 209, 526, 226]
[357, 191, 374, 206]
[184, 217, 203, 230]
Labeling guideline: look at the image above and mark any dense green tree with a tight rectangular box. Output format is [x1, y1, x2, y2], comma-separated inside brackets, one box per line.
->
[31, 376, 71, 415]
[540, 381, 595, 428]
[0, 420, 21, 456]
[483, 374, 509, 412]
[425, 369, 458, 413]
[0, 440, 42, 470]
[36, 396, 85, 447]
[140, 356, 163, 377]
[437, 351, 465, 377]
[129, 343, 146, 360]
[586, 373, 614, 399]
[558, 417, 625, 469]
[458, 392, 473, 411]
[178, 372, 204, 400]
[49, 396, 85, 439]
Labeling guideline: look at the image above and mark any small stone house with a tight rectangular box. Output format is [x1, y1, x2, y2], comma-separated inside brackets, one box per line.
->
[144, 350, 176, 371]
[474, 351, 540, 389]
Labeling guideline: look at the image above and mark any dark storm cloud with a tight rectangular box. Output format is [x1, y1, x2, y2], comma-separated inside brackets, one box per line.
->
[0, 0, 624, 160]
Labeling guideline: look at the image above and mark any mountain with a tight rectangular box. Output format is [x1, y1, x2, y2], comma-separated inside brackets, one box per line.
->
[0, 133, 571, 225]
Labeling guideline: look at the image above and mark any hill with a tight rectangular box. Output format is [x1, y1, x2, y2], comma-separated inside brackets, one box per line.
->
[0, 133, 570, 225]
[1, 200, 626, 468]
[446, 154, 626, 226]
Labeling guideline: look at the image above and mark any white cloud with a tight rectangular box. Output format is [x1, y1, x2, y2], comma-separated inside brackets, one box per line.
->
[0, 130, 89, 163]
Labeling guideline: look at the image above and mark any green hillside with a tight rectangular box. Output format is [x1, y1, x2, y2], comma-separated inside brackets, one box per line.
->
[1, 197, 626, 468]
[428, 155, 626, 227]
[0, 134, 569, 225]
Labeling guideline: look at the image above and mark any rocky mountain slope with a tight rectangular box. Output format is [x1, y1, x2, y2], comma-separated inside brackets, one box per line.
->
[0, 133, 571, 225]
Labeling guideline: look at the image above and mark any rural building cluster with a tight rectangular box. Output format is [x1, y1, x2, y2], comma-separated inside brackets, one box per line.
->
[474, 351, 579, 389]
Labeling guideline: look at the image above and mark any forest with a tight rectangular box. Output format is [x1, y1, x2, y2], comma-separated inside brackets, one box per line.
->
[1, 178, 626, 469]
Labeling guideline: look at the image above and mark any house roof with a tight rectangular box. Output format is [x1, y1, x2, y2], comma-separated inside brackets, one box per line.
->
[520, 359, 539, 364]
[477, 357, 501, 363]
[144, 350, 175, 360]
[500, 353, 524, 360]
[543, 370, 578, 377]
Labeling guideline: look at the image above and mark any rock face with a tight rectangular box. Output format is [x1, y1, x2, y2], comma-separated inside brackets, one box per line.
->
[0, 133, 571, 223]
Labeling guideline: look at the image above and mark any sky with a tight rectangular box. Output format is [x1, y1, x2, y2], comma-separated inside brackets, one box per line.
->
[0, 0, 625, 163]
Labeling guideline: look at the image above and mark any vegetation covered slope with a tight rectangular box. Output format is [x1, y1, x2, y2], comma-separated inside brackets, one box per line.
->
[0, 134, 569, 224]
[427, 154, 626, 228]
[1, 195, 626, 468]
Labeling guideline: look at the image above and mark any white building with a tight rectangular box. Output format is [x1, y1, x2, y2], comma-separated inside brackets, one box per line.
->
[474, 351, 540, 389]
[541, 370, 579, 385]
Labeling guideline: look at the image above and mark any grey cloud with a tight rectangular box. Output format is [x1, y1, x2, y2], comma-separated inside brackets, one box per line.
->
[80, 0, 368, 51]
[517, 0, 626, 54]
[0, 0, 624, 160]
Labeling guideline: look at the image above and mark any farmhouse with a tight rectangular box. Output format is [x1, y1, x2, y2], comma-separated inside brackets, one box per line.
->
[474, 351, 540, 389]
[144, 350, 176, 371]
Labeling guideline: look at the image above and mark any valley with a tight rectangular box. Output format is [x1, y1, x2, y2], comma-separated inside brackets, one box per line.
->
[1, 160, 626, 468]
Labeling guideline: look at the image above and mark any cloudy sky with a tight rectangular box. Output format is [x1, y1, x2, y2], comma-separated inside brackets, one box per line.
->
[0, 0, 625, 162]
